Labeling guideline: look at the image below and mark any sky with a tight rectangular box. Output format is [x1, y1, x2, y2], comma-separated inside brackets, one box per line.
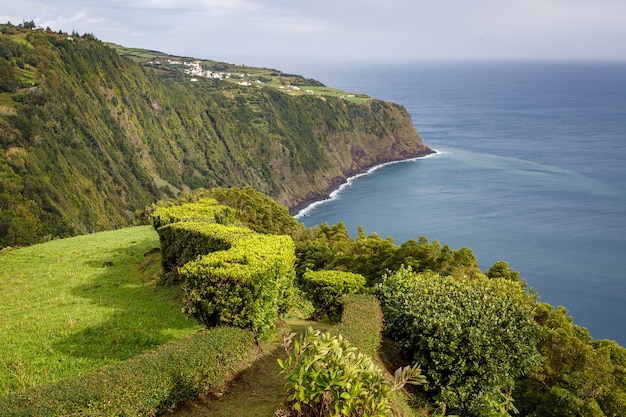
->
[2, 0, 626, 71]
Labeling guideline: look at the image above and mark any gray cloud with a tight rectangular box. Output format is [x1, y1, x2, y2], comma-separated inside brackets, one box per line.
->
[2, 0, 625, 68]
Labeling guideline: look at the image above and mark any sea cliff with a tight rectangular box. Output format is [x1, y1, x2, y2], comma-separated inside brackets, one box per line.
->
[0, 24, 430, 246]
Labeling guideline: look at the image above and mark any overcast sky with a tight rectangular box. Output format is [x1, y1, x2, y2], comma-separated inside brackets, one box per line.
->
[3, 1, 626, 71]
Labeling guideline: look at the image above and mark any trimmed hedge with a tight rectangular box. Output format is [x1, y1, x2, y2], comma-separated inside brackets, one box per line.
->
[0, 327, 254, 417]
[172, 222, 296, 336]
[202, 186, 302, 236]
[158, 221, 252, 273]
[301, 269, 366, 321]
[152, 198, 236, 229]
[333, 294, 384, 357]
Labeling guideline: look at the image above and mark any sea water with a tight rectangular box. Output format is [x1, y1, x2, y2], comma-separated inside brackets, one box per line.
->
[295, 61, 626, 345]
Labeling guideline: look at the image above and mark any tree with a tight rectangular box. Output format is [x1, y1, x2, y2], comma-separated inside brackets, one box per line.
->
[486, 260, 522, 283]
[294, 222, 353, 278]
[332, 227, 398, 285]
[514, 303, 626, 416]
[0, 59, 18, 93]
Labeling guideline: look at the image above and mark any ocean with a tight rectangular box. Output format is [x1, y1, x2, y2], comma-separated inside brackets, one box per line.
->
[294, 61, 626, 345]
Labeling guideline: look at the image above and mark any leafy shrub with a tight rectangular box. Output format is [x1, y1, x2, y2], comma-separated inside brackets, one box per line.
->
[0, 327, 254, 417]
[157, 221, 248, 273]
[514, 303, 626, 417]
[202, 186, 303, 237]
[151, 198, 236, 229]
[177, 222, 296, 337]
[301, 269, 366, 322]
[374, 267, 540, 416]
[333, 294, 383, 357]
[277, 328, 391, 417]
[282, 287, 316, 320]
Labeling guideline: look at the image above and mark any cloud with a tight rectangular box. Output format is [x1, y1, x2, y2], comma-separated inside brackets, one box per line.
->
[37, 11, 114, 31]
[2, 0, 626, 64]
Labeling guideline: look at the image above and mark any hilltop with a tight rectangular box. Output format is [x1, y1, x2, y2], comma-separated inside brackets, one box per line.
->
[0, 22, 431, 247]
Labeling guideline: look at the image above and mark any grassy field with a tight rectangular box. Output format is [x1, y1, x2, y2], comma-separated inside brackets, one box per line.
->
[0, 226, 202, 395]
[106, 43, 371, 103]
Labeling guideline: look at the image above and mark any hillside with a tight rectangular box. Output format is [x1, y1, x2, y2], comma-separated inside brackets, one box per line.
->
[3, 189, 625, 416]
[0, 22, 431, 247]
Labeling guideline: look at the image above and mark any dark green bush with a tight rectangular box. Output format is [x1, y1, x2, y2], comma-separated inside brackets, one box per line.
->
[514, 303, 626, 417]
[374, 267, 540, 416]
[333, 294, 384, 357]
[301, 269, 366, 322]
[0, 327, 254, 417]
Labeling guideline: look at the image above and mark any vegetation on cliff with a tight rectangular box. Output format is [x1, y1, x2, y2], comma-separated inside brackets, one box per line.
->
[1, 187, 625, 416]
[0, 22, 430, 248]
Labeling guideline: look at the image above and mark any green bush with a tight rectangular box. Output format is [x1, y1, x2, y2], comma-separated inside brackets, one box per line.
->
[152, 198, 236, 229]
[301, 269, 366, 322]
[374, 267, 540, 416]
[514, 303, 626, 417]
[202, 186, 303, 237]
[333, 294, 384, 357]
[278, 328, 391, 417]
[157, 221, 249, 273]
[0, 327, 254, 417]
[177, 222, 296, 337]
[282, 287, 316, 321]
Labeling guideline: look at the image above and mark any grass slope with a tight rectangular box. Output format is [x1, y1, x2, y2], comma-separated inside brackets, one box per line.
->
[0, 226, 202, 395]
[1, 227, 419, 416]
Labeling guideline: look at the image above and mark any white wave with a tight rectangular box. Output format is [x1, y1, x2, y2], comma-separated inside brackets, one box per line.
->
[294, 150, 439, 219]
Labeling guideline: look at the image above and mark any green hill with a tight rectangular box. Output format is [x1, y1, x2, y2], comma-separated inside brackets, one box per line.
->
[0, 22, 431, 248]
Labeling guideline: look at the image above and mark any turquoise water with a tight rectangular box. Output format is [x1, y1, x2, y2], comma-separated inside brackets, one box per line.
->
[297, 62, 626, 344]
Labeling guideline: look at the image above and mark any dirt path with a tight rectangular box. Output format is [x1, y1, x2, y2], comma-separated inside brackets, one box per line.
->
[169, 342, 286, 417]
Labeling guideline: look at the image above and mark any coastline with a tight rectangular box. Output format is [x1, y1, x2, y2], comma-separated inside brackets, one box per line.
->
[289, 148, 437, 218]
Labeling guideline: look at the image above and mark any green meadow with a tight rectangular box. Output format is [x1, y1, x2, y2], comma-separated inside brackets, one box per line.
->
[0, 226, 202, 395]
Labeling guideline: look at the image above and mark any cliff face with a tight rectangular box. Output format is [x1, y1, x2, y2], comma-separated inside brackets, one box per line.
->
[254, 90, 432, 211]
[0, 25, 430, 246]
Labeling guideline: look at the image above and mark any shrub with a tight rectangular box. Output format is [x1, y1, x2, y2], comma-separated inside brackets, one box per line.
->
[202, 186, 303, 237]
[333, 294, 383, 357]
[157, 221, 248, 273]
[177, 222, 296, 337]
[152, 198, 236, 229]
[0, 327, 254, 417]
[282, 286, 316, 321]
[277, 328, 391, 417]
[374, 267, 540, 416]
[514, 303, 626, 417]
[301, 269, 366, 322]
